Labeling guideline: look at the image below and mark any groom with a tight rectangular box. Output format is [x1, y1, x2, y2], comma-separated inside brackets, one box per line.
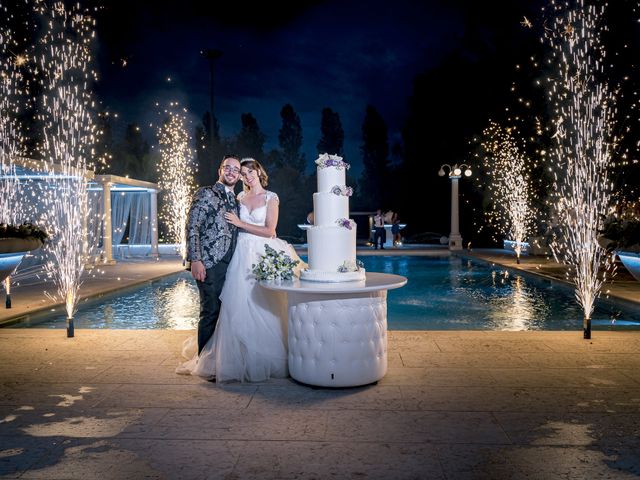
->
[186, 154, 241, 355]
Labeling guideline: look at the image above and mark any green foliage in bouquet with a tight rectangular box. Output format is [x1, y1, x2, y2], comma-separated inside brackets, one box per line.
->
[0, 223, 49, 243]
[252, 244, 300, 281]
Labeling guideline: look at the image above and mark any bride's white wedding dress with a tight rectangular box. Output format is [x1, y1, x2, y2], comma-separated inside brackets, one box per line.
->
[178, 190, 303, 382]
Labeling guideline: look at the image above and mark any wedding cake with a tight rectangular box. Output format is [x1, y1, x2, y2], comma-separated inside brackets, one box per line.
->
[301, 153, 366, 282]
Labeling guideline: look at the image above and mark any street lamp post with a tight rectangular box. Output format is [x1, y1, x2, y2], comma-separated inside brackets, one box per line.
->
[438, 163, 472, 251]
[201, 48, 223, 149]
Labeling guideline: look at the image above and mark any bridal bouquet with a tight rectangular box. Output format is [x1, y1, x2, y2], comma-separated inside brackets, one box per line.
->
[252, 244, 300, 281]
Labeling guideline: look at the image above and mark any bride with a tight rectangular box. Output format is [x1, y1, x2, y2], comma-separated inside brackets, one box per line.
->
[178, 158, 304, 382]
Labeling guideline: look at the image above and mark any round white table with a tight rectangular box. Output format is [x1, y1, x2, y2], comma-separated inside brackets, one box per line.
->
[260, 272, 407, 387]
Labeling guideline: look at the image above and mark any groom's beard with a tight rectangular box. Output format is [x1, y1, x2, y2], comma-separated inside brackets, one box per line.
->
[220, 177, 238, 187]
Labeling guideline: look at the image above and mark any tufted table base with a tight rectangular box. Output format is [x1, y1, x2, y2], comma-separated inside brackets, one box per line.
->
[287, 291, 387, 387]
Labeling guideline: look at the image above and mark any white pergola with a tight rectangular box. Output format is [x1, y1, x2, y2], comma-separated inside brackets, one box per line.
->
[92, 173, 159, 264]
[7, 157, 159, 265]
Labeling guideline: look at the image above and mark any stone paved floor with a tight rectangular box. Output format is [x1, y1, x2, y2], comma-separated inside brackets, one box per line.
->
[1, 249, 639, 478]
[1, 329, 640, 479]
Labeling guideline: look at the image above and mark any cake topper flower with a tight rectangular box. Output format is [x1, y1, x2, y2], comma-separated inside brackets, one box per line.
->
[330, 185, 353, 196]
[336, 218, 355, 230]
[316, 153, 350, 170]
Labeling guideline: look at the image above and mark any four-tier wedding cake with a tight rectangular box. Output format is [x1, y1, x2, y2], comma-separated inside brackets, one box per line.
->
[300, 153, 366, 282]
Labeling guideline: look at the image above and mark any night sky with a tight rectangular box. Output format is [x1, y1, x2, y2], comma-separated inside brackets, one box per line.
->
[94, 0, 543, 176]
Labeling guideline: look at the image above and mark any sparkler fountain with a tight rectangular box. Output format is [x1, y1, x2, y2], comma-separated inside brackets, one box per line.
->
[481, 122, 534, 264]
[0, 21, 27, 308]
[157, 104, 196, 262]
[545, 0, 617, 339]
[36, 1, 98, 337]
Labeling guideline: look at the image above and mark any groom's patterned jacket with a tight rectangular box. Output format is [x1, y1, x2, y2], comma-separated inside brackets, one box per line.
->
[186, 182, 239, 269]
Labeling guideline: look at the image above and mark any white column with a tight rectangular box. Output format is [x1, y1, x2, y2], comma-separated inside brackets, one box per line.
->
[101, 180, 116, 264]
[150, 189, 159, 257]
[449, 176, 462, 250]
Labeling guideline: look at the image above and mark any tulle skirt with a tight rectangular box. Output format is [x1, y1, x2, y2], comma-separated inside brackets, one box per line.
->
[177, 233, 302, 382]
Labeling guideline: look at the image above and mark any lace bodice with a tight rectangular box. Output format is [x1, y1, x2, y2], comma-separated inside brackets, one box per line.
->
[238, 190, 279, 227]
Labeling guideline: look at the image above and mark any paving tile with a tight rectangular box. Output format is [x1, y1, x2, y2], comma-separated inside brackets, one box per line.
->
[91, 364, 203, 385]
[400, 385, 640, 413]
[93, 383, 255, 409]
[144, 407, 328, 441]
[486, 368, 640, 388]
[434, 339, 554, 353]
[437, 444, 640, 479]
[400, 352, 530, 369]
[0, 364, 111, 384]
[228, 440, 445, 480]
[0, 406, 169, 440]
[0, 436, 62, 479]
[493, 412, 640, 448]
[379, 367, 497, 387]
[115, 439, 241, 480]
[250, 383, 404, 411]
[515, 352, 640, 369]
[324, 409, 509, 444]
[0, 383, 119, 408]
[20, 439, 164, 479]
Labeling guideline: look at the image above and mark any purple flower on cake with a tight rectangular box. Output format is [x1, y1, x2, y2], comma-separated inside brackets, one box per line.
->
[330, 185, 353, 196]
[337, 259, 365, 273]
[336, 218, 355, 230]
[316, 153, 350, 170]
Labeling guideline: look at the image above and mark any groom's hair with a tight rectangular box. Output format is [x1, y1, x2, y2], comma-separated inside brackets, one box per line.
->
[220, 154, 240, 166]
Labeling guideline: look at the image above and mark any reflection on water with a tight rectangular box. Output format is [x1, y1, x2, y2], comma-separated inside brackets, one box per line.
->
[15, 273, 200, 330]
[10, 255, 640, 331]
[366, 255, 639, 331]
[485, 274, 550, 330]
[153, 277, 199, 329]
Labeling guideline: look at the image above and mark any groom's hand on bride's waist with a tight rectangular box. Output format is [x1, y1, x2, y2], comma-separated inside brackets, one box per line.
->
[190, 261, 206, 282]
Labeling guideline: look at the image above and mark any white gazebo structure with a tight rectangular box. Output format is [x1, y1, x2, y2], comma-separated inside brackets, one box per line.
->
[7, 158, 159, 265]
[91, 174, 159, 264]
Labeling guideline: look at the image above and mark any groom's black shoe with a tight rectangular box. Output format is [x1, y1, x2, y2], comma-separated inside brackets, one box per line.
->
[206, 375, 216, 383]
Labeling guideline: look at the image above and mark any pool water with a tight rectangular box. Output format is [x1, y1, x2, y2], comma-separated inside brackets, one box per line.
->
[8, 255, 640, 330]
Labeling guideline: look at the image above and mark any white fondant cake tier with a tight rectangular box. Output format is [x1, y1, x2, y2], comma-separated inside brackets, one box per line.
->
[318, 167, 346, 193]
[313, 192, 349, 226]
[300, 267, 366, 283]
[305, 156, 363, 283]
[306, 225, 357, 272]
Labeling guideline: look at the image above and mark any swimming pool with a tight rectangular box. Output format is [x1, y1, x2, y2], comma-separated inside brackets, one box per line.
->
[7, 255, 640, 330]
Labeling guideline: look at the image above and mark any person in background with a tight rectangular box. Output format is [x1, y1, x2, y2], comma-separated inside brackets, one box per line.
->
[392, 214, 402, 247]
[373, 209, 386, 249]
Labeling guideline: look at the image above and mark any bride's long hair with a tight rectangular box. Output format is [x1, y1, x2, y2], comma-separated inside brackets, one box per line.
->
[240, 158, 269, 191]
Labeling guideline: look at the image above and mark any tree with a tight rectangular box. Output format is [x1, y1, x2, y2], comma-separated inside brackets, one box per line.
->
[234, 113, 265, 160]
[114, 124, 155, 181]
[264, 104, 311, 240]
[359, 105, 389, 210]
[317, 107, 344, 156]
[278, 104, 305, 172]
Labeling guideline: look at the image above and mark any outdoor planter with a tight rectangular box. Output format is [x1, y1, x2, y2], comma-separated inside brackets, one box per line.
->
[0, 237, 44, 284]
[617, 251, 640, 282]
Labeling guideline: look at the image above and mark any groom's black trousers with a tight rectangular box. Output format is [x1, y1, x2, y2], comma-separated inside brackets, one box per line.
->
[196, 249, 233, 354]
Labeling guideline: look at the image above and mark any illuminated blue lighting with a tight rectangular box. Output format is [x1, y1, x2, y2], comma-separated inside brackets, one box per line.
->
[0, 174, 84, 180]
[503, 239, 530, 254]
